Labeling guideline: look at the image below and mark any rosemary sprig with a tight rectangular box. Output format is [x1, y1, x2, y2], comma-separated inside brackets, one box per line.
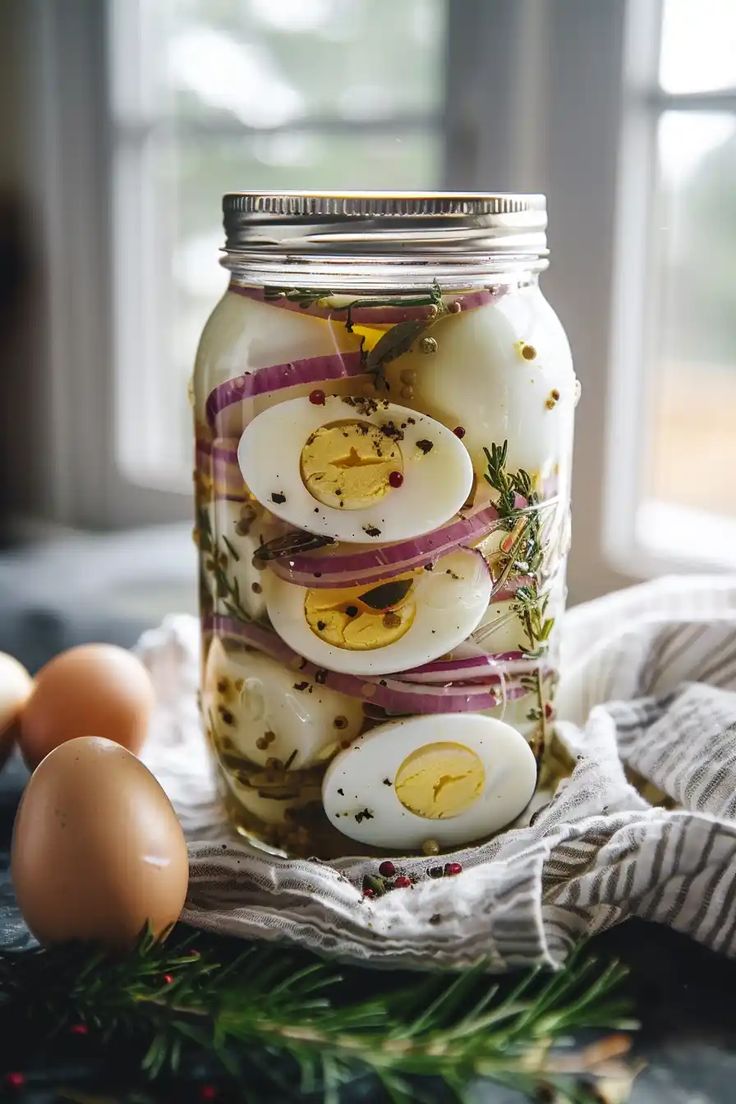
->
[196, 505, 251, 622]
[264, 287, 336, 309]
[483, 442, 557, 755]
[0, 930, 636, 1102]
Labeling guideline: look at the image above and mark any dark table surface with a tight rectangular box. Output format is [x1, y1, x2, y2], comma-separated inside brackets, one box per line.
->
[0, 752, 735, 1104]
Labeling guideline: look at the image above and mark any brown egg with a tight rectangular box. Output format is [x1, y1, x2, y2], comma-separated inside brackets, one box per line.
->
[11, 736, 188, 947]
[0, 653, 33, 767]
[20, 644, 154, 768]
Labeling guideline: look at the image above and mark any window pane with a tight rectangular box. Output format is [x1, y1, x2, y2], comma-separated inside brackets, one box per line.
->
[151, 0, 445, 125]
[660, 0, 736, 94]
[640, 112, 736, 540]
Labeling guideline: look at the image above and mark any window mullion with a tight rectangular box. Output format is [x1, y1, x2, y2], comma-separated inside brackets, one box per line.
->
[113, 113, 442, 141]
[646, 90, 736, 111]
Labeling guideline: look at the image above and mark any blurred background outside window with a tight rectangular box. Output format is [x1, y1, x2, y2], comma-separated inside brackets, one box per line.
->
[0, 0, 735, 642]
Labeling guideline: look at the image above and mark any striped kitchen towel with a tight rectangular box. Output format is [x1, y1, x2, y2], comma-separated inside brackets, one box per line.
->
[139, 575, 736, 971]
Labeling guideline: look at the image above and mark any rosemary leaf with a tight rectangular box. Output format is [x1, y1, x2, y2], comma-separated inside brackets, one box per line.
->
[0, 931, 634, 1102]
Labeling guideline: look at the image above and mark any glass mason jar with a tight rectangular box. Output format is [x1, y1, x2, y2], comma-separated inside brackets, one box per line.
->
[193, 192, 576, 860]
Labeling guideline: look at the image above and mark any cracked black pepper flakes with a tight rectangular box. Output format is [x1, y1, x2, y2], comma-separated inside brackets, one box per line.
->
[270, 492, 286, 504]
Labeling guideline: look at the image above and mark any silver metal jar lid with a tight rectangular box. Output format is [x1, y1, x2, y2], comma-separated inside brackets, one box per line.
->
[222, 190, 547, 260]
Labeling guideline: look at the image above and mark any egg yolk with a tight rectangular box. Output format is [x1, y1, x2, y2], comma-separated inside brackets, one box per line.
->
[304, 576, 415, 650]
[300, 420, 402, 510]
[395, 742, 485, 819]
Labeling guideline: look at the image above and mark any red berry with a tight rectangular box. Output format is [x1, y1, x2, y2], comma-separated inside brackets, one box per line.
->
[444, 862, 463, 876]
[309, 389, 326, 405]
[394, 875, 412, 888]
[199, 1086, 218, 1102]
[378, 860, 396, 877]
[453, 426, 466, 439]
[162, 973, 175, 985]
[70, 1023, 89, 1036]
[388, 471, 404, 488]
[5, 1073, 25, 1089]
[362, 887, 376, 899]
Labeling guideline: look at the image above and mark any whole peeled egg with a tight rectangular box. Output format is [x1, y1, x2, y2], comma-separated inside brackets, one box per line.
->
[0, 652, 33, 767]
[20, 644, 154, 768]
[11, 736, 188, 947]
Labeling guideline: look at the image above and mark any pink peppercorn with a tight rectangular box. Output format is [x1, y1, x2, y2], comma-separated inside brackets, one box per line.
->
[394, 875, 412, 889]
[378, 860, 396, 877]
[444, 862, 463, 876]
[309, 389, 326, 405]
[453, 426, 466, 439]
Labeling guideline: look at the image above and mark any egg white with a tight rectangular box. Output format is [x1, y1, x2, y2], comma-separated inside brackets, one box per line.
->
[322, 714, 537, 849]
[384, 288, 575, 486]
[265, 548, 492, 677]
[204, 639, 363, 769]
[470, 599, 527, 653]
[238, 395, 473, 544]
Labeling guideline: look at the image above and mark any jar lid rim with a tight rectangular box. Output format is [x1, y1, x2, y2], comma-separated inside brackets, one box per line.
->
[223, 190, 546, 219]
[222, 191, 548, 261]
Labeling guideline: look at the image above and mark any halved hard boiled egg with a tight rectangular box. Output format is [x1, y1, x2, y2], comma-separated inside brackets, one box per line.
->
[204, 639, 363, 769]
[265, 547, 492, 676]
[238, 395, 473, 544]
[322, 713, 537, 849]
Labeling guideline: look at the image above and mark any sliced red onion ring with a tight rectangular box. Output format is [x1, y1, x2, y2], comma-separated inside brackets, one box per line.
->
[227, 283, 503, 324]
[265, 496, 536, 589]
[205, 349, 366, 431]
[396, 652, 542, 684]
[205, 614, 530, 715]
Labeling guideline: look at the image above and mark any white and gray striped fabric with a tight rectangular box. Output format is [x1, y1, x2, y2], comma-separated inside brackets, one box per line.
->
[138, 575, 736, 971]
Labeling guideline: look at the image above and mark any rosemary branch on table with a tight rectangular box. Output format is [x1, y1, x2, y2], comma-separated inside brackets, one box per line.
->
[0, 929, 636, 1103]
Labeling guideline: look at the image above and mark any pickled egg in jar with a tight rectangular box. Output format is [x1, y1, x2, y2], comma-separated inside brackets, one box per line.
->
[193, 192, 576, 859]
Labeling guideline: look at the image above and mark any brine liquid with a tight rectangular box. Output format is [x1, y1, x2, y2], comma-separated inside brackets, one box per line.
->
[194, 280, 574, 859]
